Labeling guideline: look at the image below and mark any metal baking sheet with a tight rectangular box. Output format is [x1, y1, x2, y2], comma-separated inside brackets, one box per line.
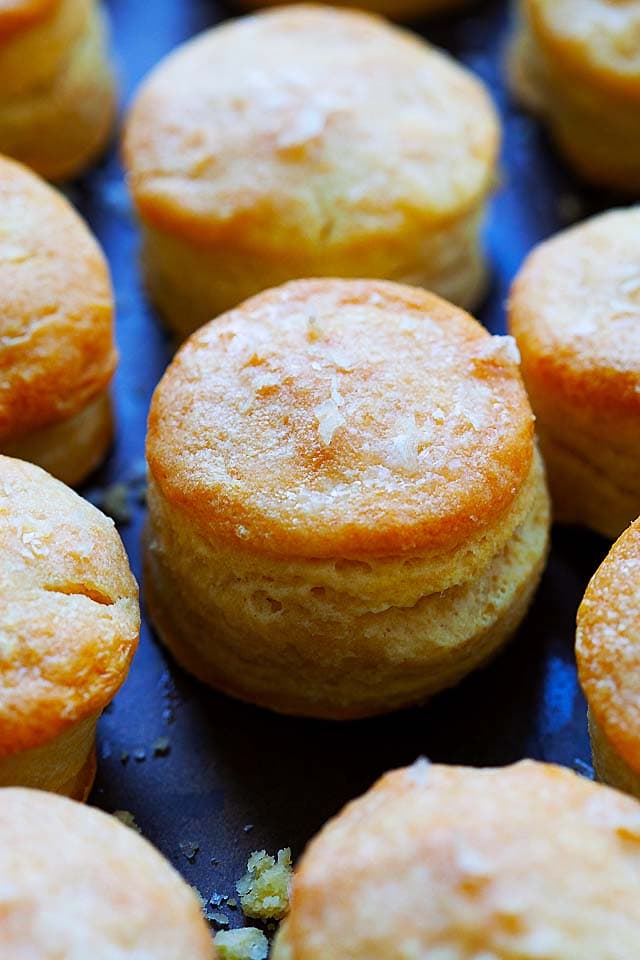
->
[74, 0, 613, 933]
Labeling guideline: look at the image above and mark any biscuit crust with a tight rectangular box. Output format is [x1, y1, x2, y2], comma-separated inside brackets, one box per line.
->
[0, 456, 140, 758]
[0, 157, 116, 478]
[510, 1, 640, 189]
[577, 519, 640, 787]
[124, 4, 499, 331]
[0, 0, 116, 180]
[125, 5, 498, 246]
[509, 208, 640, 537]
[274, 760, 640, 958]
[148, 280, 533, 560]
[0, 788, 214, 958]
[146, 279, 547, 717]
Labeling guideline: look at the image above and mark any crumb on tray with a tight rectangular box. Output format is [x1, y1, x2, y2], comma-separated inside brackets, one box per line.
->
[214, 927, 269, 960]
[237, 848, 292, 921]
[112, 810, 141, 833]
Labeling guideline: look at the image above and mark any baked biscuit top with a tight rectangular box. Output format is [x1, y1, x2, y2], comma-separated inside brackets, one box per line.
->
[0, 157, 116, 442]
[0, 456, 139, 758]
[124, 4, 499, 247]
[148, 279, 534, 558]
[526, 0, 640, 94]
[509, 208, 640, 411]
[281, 760, 640, 958]
[577, 518, 640, 774]
[0, 788, 213, 959]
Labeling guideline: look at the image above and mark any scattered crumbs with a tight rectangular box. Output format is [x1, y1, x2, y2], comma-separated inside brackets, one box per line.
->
[152, 736, 171, 757]
[211, 857, 220, 866]
[228, 898, 238, 911]
[180, 840, 200, 863]
[133, 748, 146, 763]
[206, 908, 230, 929]
[243, 824, 254, 834]
[237, 848, 292, 921]
[113, 810, 142, 833]
[573, 758, 595, 780]
[160, 670, 181, 725]
[214, 927, 269, 960]
[120, 751, 130, 766]
[209, 892, 228, 908]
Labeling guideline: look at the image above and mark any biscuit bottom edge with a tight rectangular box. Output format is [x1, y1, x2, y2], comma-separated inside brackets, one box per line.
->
[535, 423, 638, 540]
[139, 202, 489, 342]
[2, 389, 113, 487]
[0, 715, 98, 801]
[143, 475, 550, 720]
[589, 711, 640, 801]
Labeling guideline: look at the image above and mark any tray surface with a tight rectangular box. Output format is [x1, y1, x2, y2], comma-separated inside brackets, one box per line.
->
[72, 0, 614, 932]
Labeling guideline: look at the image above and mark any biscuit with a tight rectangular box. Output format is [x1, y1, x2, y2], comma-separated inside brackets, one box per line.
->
[123, 4, 500, 340]
[272, 759, 640, 959]
[0, 0, 116, 180]
[508, 207, 640, 539]
[239, 0, 471, 19]
[577, 518, 640, 799]
[0, 788, 214, 958]
[145, 279, 549, 719]
[509, 0, 640, 190]
[0, 455, 139, 799]
[0, 155, 117, 486]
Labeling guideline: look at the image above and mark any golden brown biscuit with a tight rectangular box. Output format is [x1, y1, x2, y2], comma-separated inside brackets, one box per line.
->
[272, 759, 640, 959]
[145, 278, 549, 719]
[239, 0, 470, 19]
[509, 208, 640, 539]
[509, 0, 640, 190]
[123, 4, 500, 340]
[577, 518, 640, 799]
[0, 455, 139, 799]
[0, 787, 214, 958]
[0, 155, 117, 486]
[0, 0, 116, 180]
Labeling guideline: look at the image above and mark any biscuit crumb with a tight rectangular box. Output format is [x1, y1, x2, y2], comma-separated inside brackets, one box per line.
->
[152, 736, 171, 757]
[113, 810, 141, 833]
[214, 927, 269, 960]
[237, 848, 292, 921]
[179, 839, 200, 863]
